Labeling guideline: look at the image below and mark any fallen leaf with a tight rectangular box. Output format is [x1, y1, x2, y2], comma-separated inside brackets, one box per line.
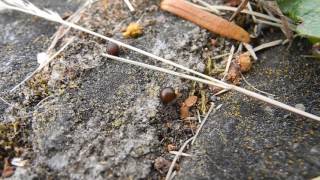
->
[122, 23, 143, 38]
[161, 0, 250, 43]
[2, 158, 15, 178]
[237, 53, 252, 72]
[154, 157, 173, 174]
[227, 62, 241, 85]
[167, 144, 176, 151]
[180, 103, 190, 119]
[184, 96, 198, 107]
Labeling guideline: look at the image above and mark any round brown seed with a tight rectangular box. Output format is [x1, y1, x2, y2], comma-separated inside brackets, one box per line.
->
[160, 87, 176, 104]
[106, 42, 120, 56]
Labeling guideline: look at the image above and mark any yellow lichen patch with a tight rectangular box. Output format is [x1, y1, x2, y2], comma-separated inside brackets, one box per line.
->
[122, 23, 143, 38]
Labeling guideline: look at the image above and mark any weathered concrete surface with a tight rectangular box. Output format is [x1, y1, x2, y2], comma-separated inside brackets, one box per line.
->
[0, 0, 320, 179]
[176, 40, 320, 179]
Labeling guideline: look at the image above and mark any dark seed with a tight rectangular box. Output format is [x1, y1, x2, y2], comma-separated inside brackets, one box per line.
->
[106, 42, 120, 56]
[160, 87, 176, 104]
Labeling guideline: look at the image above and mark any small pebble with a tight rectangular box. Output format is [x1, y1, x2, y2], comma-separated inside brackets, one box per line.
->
[106, 42, 120, 56]
[160, 87, 176, 104]
[295, 103, 306, 111]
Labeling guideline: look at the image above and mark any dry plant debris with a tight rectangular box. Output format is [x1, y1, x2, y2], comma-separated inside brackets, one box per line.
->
[1, 158, 14, 178]
[225, 0, 242, 7]
[237, 53, 252, 72]
[160, 0, 250, 43]
[180, 96, 198, 119]
[227, 62, 242, 85]
[122, 22, 143, 38]
[154, 157, 178, 175]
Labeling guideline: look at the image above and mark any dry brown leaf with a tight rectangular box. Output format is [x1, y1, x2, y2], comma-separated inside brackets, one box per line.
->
[167, 144, 177, 151]
[227, 62, 241, 85]
[237, 53, 252, 72]
[184, 95, 198, 107]
[180, 103, 190, 119]
[154, 157, 175, 174]
[161, 0, 250, 43]
[2, 158, 15, 178]
[225, 0, 242, 6]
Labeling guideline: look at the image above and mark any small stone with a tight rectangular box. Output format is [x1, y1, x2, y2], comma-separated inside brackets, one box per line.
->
[160, 87, 176, 104]
[154, 157, 172, 174]
[295, 103, 306, 111]
[106, 42, 120, 56]
[196, 62, 205, 73]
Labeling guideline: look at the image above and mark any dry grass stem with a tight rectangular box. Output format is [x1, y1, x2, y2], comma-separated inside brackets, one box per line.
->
[193, 0, 220, 15]
[255, 18, 283, 28]
[123, 0, 135, 12]
[197, 110, 202, 123]
[247, 2, 257, 22]
[192, 103, 221, 145]
[169, 151, 193, 157]
[243, 43, 258, 60]
[165, 137, 194, 180]
[0, 96, 13, 107]
[169, 171, 176, 180]
[253, 39, 283, 52]
[222, 45, 235, 80]
[241, 73, 275, 97]
[212, 53, 230, 59]
[102, 54, 228, 89]
[10, 37, 75, 92]
[48, 0, 94, 53]
[214, 88, 230, 96]
[103, 54, 320, 121]
[187, 2, 282, 23]
[229, 0, 249, 21]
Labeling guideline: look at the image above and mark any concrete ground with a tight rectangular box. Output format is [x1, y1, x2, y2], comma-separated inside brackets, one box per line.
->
[0, 0, 319, 179]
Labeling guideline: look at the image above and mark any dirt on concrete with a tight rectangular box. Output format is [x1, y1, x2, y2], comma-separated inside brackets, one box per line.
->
[0, 0, 319, 179]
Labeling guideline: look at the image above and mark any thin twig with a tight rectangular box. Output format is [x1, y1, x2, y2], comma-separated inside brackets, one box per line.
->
[243, 43, 258, 60]
[0, 96, 13, 107]
[212, 53, 230, 59]
[10, 37, 74, 92]
[222, 45, 235, 80]
[123, 0, 135, 12]
[253, 39, 283, 52]
[103, 54, 320, 122]
[47, 0, 94, 53]
[197, 110, 202, 123]
[241, 73, 275, 97]
[187, 2, 282, 23]
[247, 2, 256, 23]
[229, 0, 249, 21]
[169, 151, 193, 157]
[165, 137, 194, 180]
[255, 18, 283, 28]
[194, 0, 220, 15]
[214, 88, 230, 96]
[192, 103, 221, 145]
[169, 170, 176, 180]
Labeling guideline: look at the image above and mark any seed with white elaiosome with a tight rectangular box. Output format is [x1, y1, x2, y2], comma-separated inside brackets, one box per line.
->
[106, 42, 120, 56]
[160, 87, 176, 104]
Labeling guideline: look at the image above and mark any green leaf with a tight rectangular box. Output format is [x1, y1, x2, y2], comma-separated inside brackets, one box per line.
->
[277, 0, 320, 42]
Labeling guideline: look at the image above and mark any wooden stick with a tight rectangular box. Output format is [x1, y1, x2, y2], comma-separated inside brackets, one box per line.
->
[229, 0, 249, 21]
[161, 0, 250, 43]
